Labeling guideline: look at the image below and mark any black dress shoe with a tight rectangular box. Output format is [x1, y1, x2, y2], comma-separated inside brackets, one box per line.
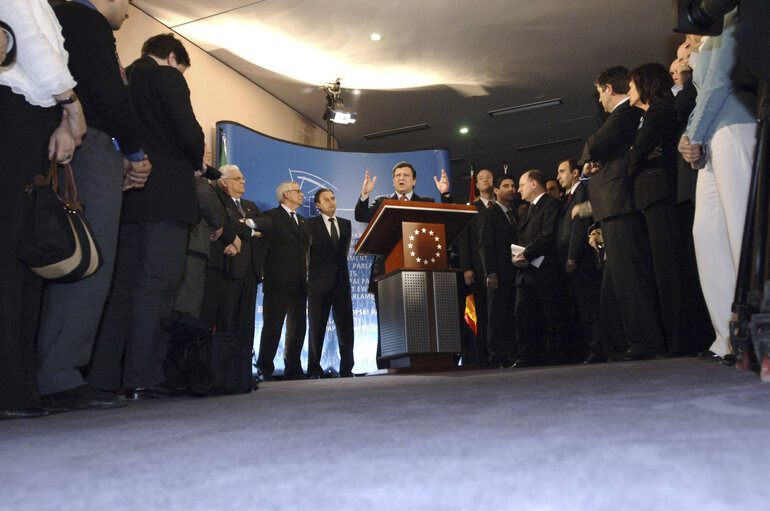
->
[583, 353, 605, 364]
[0, 407, 51, 420]
[607, 350, 653, 362]
[125, 384, 177, 400]
[43, 384, 125, 410]
[698, 350, 719, 361]
[339, 372, 355, 378]
[512, 359, 530, 368]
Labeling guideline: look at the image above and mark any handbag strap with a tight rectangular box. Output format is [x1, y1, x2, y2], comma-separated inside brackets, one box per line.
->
[60, 163, 83, 211]
[45, 158, 59, 194]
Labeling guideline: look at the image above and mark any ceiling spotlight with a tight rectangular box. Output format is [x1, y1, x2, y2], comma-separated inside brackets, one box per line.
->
[328, 101, 357, 125]
[370, 33, 382, 41]
[323, 79, 357, 125]
[459, 127, 469, 134]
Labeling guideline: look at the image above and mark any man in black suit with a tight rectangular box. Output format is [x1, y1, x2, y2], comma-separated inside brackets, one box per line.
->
[354, 161, 452, 369]
[513, 170, 567, 366]
[307, 188, 355, 378]
[578, 66, 663, 361]
[257, 181, 310, 380]
[555, 158, 602, 363]
[458, 169, 496, 366]
[478, 174, 519, 369]
[89, 34, 205, 398]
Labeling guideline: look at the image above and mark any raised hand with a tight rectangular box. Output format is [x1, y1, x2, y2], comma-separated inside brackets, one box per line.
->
[434, 168, 450, 194]
[361, 170, 377, 199]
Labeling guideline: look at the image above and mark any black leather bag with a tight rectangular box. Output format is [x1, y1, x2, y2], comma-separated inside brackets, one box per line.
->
[17, 159, 102, 282]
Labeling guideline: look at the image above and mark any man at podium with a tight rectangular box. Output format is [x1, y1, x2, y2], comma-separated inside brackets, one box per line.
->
[354, 161, 453, 369]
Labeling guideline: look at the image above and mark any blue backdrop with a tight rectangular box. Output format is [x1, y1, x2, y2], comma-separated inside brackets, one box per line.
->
[217, 121, 450, 374]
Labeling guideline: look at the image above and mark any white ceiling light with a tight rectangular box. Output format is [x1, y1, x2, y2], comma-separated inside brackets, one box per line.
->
[179, 21, 444, 89]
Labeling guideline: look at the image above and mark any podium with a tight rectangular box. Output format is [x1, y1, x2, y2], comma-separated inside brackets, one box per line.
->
[355, 200, 477, 370]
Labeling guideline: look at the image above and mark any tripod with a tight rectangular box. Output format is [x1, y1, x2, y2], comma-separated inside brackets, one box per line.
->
[730, 80, 770, 380]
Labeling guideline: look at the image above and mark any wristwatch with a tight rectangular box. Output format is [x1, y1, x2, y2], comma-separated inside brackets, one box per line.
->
[56, 93, 78, 105]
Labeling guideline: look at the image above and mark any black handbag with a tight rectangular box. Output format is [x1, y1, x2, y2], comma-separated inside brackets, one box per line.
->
[17, 159, 102, 282]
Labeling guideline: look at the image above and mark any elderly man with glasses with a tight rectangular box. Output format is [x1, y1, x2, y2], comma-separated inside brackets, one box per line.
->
[256, 181, 311, 380]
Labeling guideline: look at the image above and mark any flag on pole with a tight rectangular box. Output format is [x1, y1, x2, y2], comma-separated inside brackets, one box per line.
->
[218, 130, 228, 167]
[464, 293, 477, 335]
[468, 167, 476, 204]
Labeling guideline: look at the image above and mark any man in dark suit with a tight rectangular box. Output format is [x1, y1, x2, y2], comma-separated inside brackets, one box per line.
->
[555, 158, 602, 363]
[458, 169, 496, 366]
[257, 181, 310, 380]
[478, 174, 519, 369]
[354, 161, 452, 369]
[578, 66, 664, 361]
[307, 188, 355, 378]
[173, 147, 225, 320]
[89, 34, 205, 398]
[513, 170, 567, 366]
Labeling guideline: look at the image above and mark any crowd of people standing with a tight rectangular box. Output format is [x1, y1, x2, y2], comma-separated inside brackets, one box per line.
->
[1, 2, 761, 421]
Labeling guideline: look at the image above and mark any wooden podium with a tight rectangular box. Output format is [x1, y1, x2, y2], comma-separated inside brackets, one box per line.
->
[355, 200, 477, 370]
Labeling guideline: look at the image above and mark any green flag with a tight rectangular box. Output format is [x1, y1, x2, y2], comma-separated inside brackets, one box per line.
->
[218, 131, 228, 167]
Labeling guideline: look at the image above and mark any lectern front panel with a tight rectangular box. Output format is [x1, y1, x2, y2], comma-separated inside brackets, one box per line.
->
[432, 272, 462, 352]
[378, 271, 430, 356]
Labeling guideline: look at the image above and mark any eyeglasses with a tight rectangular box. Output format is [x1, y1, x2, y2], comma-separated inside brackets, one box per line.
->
[227, 176, 245, 182]
[287, 189, 302, 194]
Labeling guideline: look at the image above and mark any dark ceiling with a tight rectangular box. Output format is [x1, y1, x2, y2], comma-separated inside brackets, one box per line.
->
[133, 0, 681, 198]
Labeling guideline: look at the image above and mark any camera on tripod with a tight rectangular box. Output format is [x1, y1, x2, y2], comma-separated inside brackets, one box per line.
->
[673, 0, 739, 36]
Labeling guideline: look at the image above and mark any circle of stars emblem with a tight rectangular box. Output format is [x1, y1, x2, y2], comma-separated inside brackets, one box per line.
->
[407, 228, 443, 265]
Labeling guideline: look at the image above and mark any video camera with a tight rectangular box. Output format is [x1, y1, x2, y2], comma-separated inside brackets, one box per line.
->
[673, 0, 739, 35]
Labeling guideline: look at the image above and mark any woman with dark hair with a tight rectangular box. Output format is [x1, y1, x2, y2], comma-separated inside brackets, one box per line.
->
[626, 62, 690, 356]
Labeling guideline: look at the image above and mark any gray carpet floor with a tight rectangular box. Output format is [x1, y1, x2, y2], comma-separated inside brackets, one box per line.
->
[1, 358, 769, 511]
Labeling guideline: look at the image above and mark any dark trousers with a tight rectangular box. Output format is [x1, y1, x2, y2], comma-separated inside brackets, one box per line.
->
[567, 269, 602, 360]
[36, 128, 123, 395]
[600, 213, 664, 356]
[308, 285, 355, 376]
[257, 288, 307, 378]
[642, 201, 687, 354]
[486, 280, 516, 366]
[0, 86, 55, 408]
[514, 279, 571, 365]
[676, 200, 715, 354]
[89, 221, 188, 390]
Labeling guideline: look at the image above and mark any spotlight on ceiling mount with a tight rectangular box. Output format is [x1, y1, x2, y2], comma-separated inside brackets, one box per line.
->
[323, 79, 357, 125]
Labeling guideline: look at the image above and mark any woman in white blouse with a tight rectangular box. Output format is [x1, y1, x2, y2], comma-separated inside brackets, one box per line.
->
[0, 0, 86, 419]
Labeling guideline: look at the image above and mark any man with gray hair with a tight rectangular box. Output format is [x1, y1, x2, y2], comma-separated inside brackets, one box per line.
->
[257, 181, 310, 380]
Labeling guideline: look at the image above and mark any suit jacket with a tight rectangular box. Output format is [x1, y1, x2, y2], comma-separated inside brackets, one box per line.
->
[579, 101, 643, 223]
[121, 56, 205, 226]
[458, 199, 490, 278]
[219, 190, 272, 281]
[478, 202, 518, 283]
[355, 192, 438, 293]
[308, 215, 352, 295]
[188, 177, 224, 257]
[556, 183, 596, 273]
[262, 206, 310, 294]
[515, 194, 561, 286]
[626, 98, 678, 211]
